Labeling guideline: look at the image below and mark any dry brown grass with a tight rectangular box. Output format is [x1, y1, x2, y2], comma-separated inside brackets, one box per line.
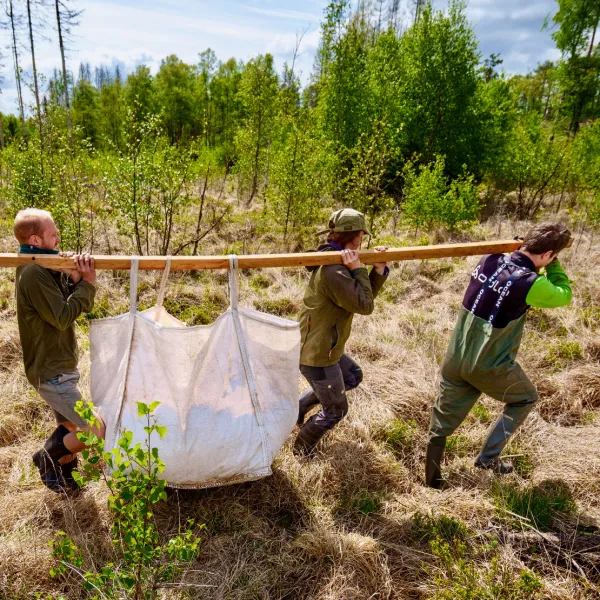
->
[0, 217, 599, 599]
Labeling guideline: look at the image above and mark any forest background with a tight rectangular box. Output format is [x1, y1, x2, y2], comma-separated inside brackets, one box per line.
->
[0, 0, 598, 252]
[0, 1, 600, 599]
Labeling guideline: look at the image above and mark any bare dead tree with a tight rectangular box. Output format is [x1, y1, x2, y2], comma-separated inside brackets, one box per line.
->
[26, 0, 42, 141]
[55, 0, 82, 134]
[6, 0, 27, 137]
[0, 49, 4, 148]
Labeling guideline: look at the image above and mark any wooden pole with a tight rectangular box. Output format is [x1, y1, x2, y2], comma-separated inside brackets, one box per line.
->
[0, 239, 553, 270]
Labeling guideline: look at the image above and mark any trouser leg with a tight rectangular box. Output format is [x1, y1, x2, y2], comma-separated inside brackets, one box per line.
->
[297, 389, 319, 426]
[428, 375, 482, 448]
[338, 354, 363, 391]
[474, 363, 538, 464]
[295, 362, 347, 455]
[478, 395, 538, 463]
[297, 355, 362, 428]
[426, 374, 481, 488]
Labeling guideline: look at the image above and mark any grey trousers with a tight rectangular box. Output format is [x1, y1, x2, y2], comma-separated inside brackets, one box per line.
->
[298, 354, 363, 448]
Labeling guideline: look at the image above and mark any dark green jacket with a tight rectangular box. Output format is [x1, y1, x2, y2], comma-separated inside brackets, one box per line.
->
[16, 265, 96, 386]
[299, 245, 388, 367]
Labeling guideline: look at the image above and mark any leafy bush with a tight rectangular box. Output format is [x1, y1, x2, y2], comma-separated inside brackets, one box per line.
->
[48, 401, 202, 599]
[403, 156, 480, 233]
[413, 514, 543, 599]
[427, 538, 544, 600]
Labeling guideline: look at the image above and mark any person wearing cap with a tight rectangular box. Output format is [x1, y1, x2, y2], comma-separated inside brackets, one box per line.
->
[425, 222, 572, 488]
[294, 208, 389, 456]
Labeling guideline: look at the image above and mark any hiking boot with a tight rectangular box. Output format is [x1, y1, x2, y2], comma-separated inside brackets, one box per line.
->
[293, 433, 318, 457]
[293, 419, 325, 457]
[32, 425, 73, 493]
[474, 456, 514, 474]
[32, 449, 67, 493]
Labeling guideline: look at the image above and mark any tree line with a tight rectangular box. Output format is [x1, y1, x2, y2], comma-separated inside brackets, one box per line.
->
[0, 0, 599, 254]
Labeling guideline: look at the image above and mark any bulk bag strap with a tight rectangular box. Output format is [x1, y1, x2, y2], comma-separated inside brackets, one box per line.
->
[111, 257, 140, 447]
[228, 255, 272, 468]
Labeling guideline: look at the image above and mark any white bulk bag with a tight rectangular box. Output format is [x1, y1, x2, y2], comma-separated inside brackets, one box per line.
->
[90, 256, 301, 488]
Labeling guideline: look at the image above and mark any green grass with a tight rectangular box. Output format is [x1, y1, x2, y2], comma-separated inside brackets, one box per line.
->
[445, 434, 473, 458]
[545, 340, 583, 370]
[381, 417, 417, 455]
[412, 513, 469, 544]
[336, 489, 382, 516]
[253, 297, 299, 317]
[470, 402, 492, 424]
[491, 479, 577, 531]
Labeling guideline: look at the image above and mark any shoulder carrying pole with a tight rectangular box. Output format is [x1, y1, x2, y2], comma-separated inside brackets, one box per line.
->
[0, 239, 572, 271]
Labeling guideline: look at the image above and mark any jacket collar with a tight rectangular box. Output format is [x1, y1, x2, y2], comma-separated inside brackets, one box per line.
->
[19, 244, 60, 255]
[509, 250, 537, 272]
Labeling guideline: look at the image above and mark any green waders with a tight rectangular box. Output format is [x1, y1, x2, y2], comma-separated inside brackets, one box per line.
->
[427, 309, 538, 483]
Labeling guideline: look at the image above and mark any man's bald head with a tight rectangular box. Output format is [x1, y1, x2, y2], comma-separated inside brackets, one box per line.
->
[14, 209, 55, 245]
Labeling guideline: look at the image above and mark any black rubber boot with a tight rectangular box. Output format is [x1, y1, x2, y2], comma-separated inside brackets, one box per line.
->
[297, 390, 319, 427]
[293, 419, 326, 457]
[32, 425, 71, 493]
[475, 456, 514, 474]
[425, 444, 445, 489]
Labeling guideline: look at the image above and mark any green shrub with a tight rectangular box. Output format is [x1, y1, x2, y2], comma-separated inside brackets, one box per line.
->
[48, 401, 202, 599]
[491, 479, 576, 531]
[415, 515, 543, 599]
[545, 340, 583, 369]
[403, 156, 480, 233]
[427, 538, 544, 600]
[162, 291, 227, 325]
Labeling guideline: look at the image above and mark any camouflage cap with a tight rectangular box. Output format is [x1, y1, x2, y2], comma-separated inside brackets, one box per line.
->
[317, 208, 371, 236]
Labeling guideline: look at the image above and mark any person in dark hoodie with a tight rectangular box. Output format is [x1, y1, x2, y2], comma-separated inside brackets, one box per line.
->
[425, 222, 572, 488]
[294, 208, 389, 456]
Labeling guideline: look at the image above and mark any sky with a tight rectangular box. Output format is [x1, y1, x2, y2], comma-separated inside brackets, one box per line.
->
[0, 0, 562, 115]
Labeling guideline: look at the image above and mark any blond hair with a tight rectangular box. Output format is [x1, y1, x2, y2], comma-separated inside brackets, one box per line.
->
[13, 208, 54, 244]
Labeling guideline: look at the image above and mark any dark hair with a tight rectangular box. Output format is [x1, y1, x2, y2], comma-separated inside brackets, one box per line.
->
[521, 222, 571, 255]
[327, 231, 361, 248]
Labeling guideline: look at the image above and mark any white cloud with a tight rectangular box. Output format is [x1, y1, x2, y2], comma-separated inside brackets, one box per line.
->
[244, 6, 321, 22]
[267, 29, 320, 56]
[1, 0, 563, 114]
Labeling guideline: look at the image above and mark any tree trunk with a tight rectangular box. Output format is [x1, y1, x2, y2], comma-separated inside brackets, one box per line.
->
[9, 0, 27, 138]
[55, 0, 73, 134]
[27, 0, 43, 144]
[193, 165, 210, 255]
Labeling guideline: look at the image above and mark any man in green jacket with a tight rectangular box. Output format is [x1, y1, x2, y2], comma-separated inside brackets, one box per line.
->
[426, 222, 572, 488]
[295, 208, 389, 456]
[14, 208, 105, 493]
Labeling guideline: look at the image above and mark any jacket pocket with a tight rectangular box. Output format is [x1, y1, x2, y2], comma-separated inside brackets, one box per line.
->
[328, 323, 341, 358]
[300, 314, 312, 355]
